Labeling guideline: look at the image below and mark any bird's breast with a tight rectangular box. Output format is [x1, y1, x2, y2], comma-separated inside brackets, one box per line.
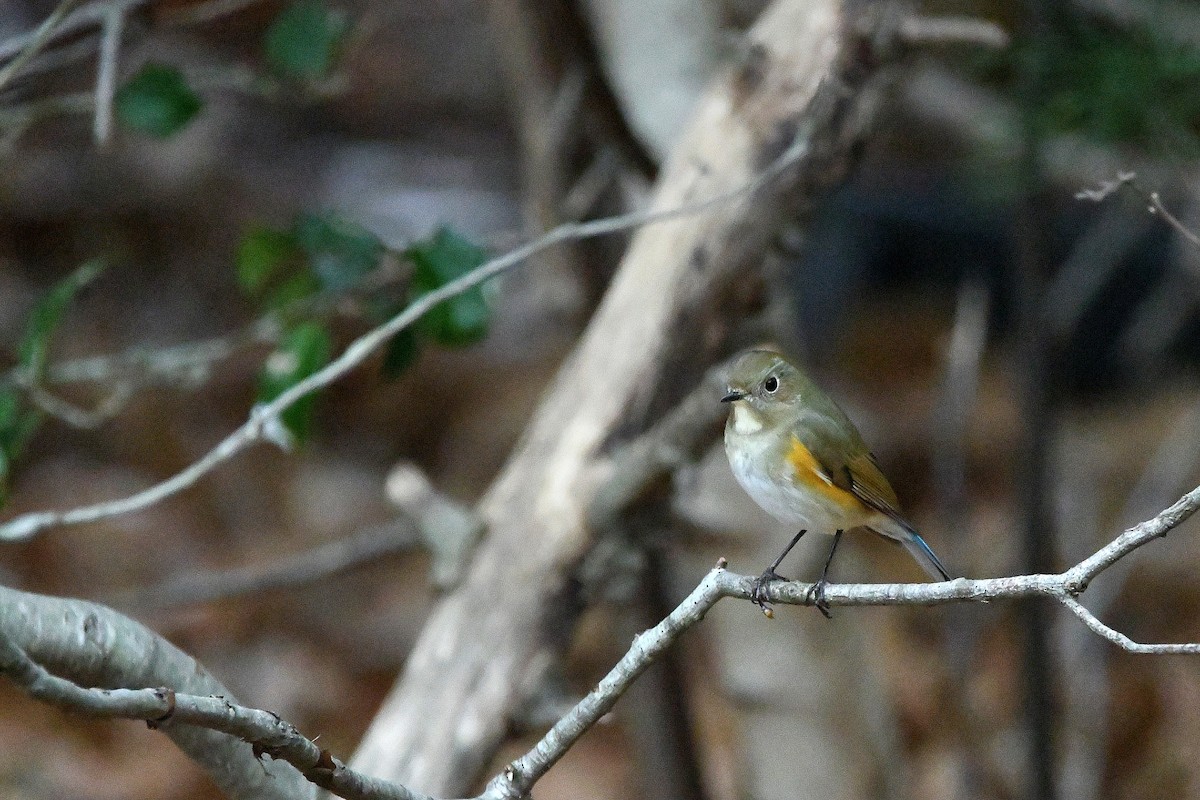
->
[725, 425, 869, 534]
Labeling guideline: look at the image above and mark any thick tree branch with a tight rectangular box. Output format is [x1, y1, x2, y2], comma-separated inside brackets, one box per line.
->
[0, 586, 314, 799]
[347, 1, 907, 793]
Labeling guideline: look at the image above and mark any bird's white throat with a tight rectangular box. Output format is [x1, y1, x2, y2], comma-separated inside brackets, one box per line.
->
[730, 403, 763, 435]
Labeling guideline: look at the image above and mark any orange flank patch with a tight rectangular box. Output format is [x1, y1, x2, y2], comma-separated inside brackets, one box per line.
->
[786, 435, 861, 510]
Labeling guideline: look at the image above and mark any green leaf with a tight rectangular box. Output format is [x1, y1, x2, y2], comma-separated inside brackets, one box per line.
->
[294, 212, 384, 291]
[115, 64, 203, 138]
[0, 389, 39, 456]
[0, 388, 43, 509]
[381, 327, 420, 379]
[237, 226, 299, 296]
[262, 270, 322, 313]
[264, 0, 348, 81]
[256, 322, 333, 444]
[407, 227, 491, 346]
[20, 260, 105, 380]
[0, 260, 98, 509]
[0, 449, 9, 510]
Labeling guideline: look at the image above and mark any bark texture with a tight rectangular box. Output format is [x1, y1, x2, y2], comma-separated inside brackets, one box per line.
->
[348, 0, 902, 793]
[0, 586, 314, 800]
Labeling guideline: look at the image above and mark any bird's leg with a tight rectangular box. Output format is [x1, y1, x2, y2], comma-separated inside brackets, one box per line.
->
[751, 529, 807, 614]
[806, 529, 843, 619]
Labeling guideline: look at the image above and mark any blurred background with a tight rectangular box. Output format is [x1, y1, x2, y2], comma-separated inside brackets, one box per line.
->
[2, 0, 1200, 799]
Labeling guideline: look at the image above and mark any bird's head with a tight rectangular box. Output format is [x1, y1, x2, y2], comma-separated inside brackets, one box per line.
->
[721, 349, 808, 431]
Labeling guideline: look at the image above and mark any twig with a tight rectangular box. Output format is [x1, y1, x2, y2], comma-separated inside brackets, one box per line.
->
[0, 0, 85, 93]
[897, 14, 1010, 49]
[0, 0, 265, 68]
[0, 126, 812, 542]
[587, 362, 731, 532]
[20, 381, 134, 429]
[1, 319, 275, 392]
[1056, 597, 1200, 654]
[112, 518, 421, 610]
[367, 479, 1200, 794]
[158, 0, 264, 27]
[386, 462, 485, 590]
[92, 1, 126, 145]
[1076, 172, 1200, 251]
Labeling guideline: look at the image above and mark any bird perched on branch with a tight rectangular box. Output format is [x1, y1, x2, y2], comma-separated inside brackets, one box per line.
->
[721, 349, 951, 617]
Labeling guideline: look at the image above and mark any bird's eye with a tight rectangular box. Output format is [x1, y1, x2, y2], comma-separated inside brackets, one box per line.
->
[764, 375, 779, 394]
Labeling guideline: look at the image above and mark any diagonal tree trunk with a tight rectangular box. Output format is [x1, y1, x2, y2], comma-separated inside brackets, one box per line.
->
[348, 0, 904, 794]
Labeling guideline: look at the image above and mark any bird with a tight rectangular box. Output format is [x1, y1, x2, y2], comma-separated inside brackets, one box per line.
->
[721, 348, 951, 617]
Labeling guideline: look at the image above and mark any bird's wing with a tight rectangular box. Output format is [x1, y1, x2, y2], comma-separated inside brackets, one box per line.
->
[796, 414, 905, 521]
[842, 451, 905, 522]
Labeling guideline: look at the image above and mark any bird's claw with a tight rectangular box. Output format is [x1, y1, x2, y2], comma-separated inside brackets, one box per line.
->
[805, 579, 833, 619]
[751, 568, 787, 616]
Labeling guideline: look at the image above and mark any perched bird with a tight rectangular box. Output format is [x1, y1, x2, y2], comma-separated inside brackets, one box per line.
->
[721, 349, 951, 616]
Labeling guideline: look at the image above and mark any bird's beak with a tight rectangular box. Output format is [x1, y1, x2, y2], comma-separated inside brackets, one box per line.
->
[720, 390, 745, 403]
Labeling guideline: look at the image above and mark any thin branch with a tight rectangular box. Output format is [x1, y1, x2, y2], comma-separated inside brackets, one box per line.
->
[112, 518, 421, 610]
[92, 1, 126, 146]
[158, 0, 264, 27]
[897, 14, 1010, 49]
[1077, 171, 1200, 251]
[416, 480, 1200, 799]
[0, 0, 266, 67]
[20, 380, 134, 429]
[1056, 597, 1200, 655]
[1063, 482, 1200, 591]
[5, 482, 1199, 800]
[586, 362, 731, 532]
[0, 0, 85, 93]
[0, 127, 812, 542]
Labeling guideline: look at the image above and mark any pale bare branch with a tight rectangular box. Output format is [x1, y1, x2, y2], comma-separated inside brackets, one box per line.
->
[5, 480, 1199, 800]
[0, 126, 811, 542]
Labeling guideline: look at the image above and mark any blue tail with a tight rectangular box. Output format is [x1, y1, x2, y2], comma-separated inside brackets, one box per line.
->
[901, 530, 952, 581]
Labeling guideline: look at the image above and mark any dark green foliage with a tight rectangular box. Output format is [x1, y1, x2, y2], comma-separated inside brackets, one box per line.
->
[256, 321, 333, 444]
[407, 227, 491, 346]
[987, 18, 1200, 154]
[237, 227, 300, 296]
[115, 64, 203, 138]
[236, 213, 383, 308]
[380, 327, 419, 379]
[0, 261, 106, 506]
[294, 213, 384, 292]
[264, 0, 349, 81]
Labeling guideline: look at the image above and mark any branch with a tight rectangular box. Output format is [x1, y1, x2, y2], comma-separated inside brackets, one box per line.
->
[0, 586, 315, 799]
[113, 463, 477, 609]
[0, 0, 85, 93]
[0, 634, 432, 800]
[5, 482, 1197, 800]
[111, 518, 420, 610]
[92, 0, 126, 145]
[586, 362, 731, 532]
[1076, 171, 1200, 251]
[897, 14, 1010, 49]
[0, 111, 810, 542]
[0, 0, 265, 68]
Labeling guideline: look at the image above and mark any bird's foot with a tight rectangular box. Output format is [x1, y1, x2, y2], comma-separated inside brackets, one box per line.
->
[805, 579, 833, 619]
[751, 568, 788, 618]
